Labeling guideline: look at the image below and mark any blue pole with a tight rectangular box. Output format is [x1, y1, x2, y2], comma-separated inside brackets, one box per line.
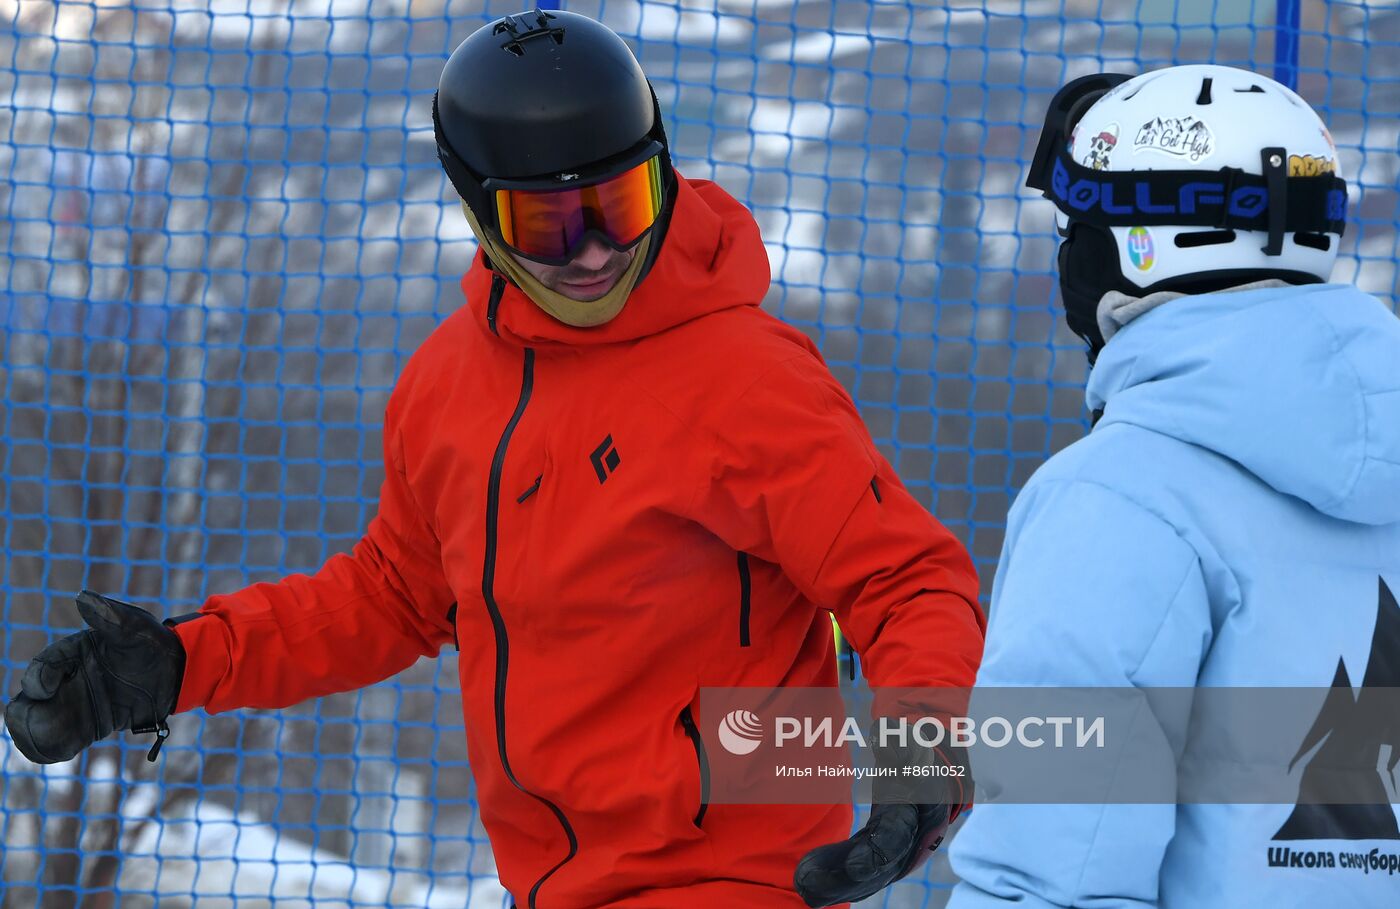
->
[1273, 0, 1300, 90]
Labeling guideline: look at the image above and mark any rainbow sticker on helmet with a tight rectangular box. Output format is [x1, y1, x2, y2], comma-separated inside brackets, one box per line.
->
[1126, 227, 1155, 272]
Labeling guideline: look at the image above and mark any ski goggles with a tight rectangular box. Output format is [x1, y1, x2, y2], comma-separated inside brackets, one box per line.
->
[490, 151, 666, 265]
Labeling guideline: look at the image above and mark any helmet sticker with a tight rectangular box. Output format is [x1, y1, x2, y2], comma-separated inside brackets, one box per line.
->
[1085, 123, 1119, 171]
[1289, 154, 1336, 177]
[1133, 116, 1215, 162]
[1126, 226, 1155, 273]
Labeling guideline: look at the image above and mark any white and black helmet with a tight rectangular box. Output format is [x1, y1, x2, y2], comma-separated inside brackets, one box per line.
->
[1027, 64, 1348, 360]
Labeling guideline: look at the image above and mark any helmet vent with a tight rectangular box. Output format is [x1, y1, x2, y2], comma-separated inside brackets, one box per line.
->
[1174, 229, 1237, 248]
[1234, 84, 1266, 94]
[1295, 232, 1333, 252]
[1196, 77, 1213, 105]
[1120, 72, 1162, 103]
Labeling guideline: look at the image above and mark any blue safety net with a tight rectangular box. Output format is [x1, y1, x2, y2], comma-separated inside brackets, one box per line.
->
[1, 1, 1394, 906]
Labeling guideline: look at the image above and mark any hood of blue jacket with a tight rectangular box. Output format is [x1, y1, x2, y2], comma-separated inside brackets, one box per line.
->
[1087, 283, 1400, 525]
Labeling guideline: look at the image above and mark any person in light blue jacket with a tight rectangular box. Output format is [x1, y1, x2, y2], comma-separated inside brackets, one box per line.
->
[948, 64, 1400, 908]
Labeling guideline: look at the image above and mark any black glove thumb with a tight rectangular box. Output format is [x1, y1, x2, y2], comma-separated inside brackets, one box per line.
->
[793, 803, 921, 907]
[77, 589, 155, 647]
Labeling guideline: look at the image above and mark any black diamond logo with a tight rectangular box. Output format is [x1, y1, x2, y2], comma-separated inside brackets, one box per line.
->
[590, 435, 621, 484]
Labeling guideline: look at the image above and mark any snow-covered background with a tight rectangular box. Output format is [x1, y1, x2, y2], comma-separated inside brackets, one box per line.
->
[2, 0, 1397, 906]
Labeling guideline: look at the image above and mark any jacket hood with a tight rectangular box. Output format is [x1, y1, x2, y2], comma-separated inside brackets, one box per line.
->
[460, 175, 770, 348]
[1088, 284, 1400, 525]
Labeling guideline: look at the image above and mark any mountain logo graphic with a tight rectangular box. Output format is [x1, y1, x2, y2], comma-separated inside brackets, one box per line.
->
[717, 709, 764, 755]
[1273, 577, 1400, 841]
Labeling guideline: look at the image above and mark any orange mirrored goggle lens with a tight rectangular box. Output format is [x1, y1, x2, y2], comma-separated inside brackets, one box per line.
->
[495, 156, 664, 262]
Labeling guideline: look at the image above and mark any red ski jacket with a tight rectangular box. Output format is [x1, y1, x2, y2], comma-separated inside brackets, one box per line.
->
[173, 176, 985, 908]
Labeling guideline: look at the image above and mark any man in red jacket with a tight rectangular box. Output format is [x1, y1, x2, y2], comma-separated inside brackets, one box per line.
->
[4, 10, 984, 908]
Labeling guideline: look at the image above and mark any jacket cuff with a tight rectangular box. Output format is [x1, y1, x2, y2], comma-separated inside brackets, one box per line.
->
[169, 615, 232, 714]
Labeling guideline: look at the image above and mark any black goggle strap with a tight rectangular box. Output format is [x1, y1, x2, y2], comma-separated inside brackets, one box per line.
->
[1030, 146, 1349, 250]
[432, 91, 492, 220]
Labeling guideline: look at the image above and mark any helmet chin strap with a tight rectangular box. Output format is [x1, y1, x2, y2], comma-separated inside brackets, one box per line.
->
[460, 201, 651, 329]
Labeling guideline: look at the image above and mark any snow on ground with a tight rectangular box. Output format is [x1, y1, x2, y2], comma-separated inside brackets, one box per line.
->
[1, 738, 509, 908]
[119, 799, 512, 909]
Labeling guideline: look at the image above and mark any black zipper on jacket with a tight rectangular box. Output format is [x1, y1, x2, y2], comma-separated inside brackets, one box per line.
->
[483, 348, 577, 907]
[679, 706, 710, 827]
[486, 272, 506, 336]
[737, 552, 752, 647]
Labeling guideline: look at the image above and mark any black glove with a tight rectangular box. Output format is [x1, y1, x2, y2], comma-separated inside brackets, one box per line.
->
[793, 739, 970, 908]
[4, 590, 185, 764]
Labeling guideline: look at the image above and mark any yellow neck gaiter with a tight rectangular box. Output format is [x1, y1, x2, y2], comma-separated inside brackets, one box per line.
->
[461, 201, 650, 329]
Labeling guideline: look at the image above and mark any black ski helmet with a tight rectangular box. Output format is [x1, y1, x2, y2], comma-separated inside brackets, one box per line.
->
[433, 9, 677, 275]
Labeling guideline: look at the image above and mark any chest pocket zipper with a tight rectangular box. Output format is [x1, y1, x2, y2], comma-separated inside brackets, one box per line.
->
[516, 474, 543, 504]
[679, 706, 710, 827]
[737, 552, 752, 647]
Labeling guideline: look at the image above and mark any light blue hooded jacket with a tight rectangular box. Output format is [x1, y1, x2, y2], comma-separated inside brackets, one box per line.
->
[947, 283, 1400, 908]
